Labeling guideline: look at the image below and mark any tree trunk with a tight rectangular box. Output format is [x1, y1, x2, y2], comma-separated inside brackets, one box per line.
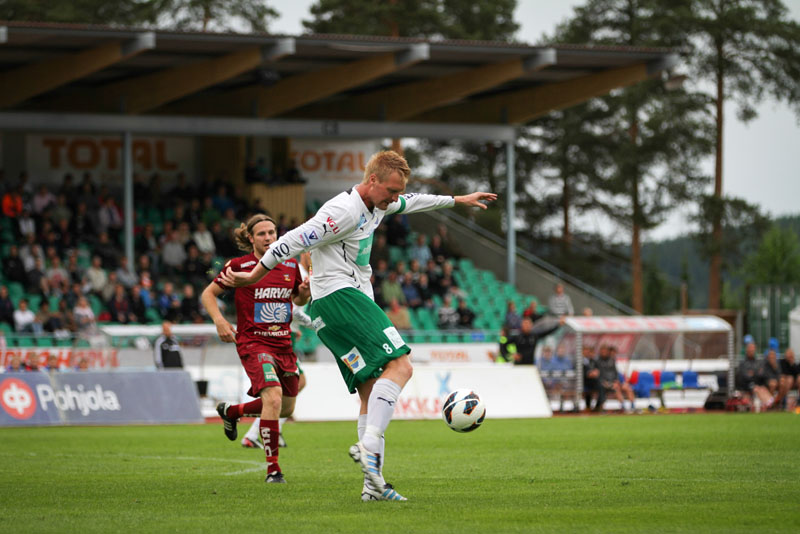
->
[562, 173, 571, 245]
[708, 47, 725, 310]
[629, 118, 643, 313]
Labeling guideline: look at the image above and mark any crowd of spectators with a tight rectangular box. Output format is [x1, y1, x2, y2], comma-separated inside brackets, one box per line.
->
[735, 335, 799, 412]
[0, 169, 300, 338]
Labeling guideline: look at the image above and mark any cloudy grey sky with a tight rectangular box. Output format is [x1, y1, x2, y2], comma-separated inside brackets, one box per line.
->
[269, 0, 800, 240]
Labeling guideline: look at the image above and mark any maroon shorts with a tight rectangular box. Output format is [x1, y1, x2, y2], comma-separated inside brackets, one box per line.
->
[239, 348, 299, 398]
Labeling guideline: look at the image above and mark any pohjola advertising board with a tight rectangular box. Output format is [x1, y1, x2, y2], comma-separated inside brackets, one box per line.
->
[0, 371, 202, 427]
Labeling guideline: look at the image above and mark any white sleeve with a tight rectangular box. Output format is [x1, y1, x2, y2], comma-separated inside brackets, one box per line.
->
[260, 198, 359, 270]
[385, 193, 455, 216]
[153, 335, 164, 368]
[292, 307, 313, 328]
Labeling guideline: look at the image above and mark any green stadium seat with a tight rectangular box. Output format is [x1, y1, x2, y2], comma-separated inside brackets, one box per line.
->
[28, 294, 42, 312]
[16, 336, 36, 347]
[7, 282, 24, 304]
[145, 308, 162, 323]
[388, 246, 406, 265]
[444, 334, 459, 343]
[88, 295, 102, 316]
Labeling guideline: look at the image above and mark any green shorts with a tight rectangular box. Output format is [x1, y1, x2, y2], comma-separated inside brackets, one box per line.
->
[308, 287, 411, 394]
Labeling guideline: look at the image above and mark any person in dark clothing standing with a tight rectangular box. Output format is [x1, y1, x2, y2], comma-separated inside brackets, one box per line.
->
[153, 321, 183, 368]
[511, 316, 563, 365]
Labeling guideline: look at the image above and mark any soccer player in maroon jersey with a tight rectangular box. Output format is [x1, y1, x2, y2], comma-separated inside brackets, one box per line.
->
[201, 214, 309, 483]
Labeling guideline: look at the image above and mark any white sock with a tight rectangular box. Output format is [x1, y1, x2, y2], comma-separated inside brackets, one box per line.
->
[358, 414, 386, 488]
[362, 378, 401, 453]
[244, 417, 261, 442]
[279, 417, 286, 433]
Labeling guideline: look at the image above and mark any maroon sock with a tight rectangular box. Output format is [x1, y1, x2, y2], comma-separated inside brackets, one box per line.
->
[227, 399, 263, 419]
[260, 419, 281, 474]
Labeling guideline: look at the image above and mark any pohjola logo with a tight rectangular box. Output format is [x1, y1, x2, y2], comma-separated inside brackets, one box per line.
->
[37, 383, 122, 416]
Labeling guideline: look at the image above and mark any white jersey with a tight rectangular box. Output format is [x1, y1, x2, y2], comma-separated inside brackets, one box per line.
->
[260, 187, 454, 301]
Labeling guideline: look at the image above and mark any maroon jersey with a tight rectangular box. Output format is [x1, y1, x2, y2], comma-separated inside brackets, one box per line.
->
[214, 252, 301, 354]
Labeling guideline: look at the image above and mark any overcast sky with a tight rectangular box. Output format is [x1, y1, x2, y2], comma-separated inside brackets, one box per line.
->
[269, 0, 800, 241]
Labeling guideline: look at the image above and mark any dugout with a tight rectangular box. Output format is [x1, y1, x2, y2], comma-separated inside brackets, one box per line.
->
[0, 21, 679, 288]
[542, 316, 735, 410]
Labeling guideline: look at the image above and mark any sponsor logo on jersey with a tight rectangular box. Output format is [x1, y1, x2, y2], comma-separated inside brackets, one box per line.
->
[340, 347, 365, 374]
[255, 329, 290, 337]
[268, 325, 281, 331]
[241, 261, 256, 268]
[254, 302, 291, 323]
[281, 261, 296, 268]
[384, 326, 405, 349]
[326, 216, 340, 234]
[357, 213, 367, 229]
[301, 229, 320, 247]
[283, 274, 291, 282]
[254, 287, 293, 299]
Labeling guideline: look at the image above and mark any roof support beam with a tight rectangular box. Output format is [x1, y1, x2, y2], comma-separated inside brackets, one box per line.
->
[415, 61, 654, 124]
[53, 38, 295, 114]
[163, 43, 429, 117]
[293, 49, 556, 121]
[0, 33, 154, 109]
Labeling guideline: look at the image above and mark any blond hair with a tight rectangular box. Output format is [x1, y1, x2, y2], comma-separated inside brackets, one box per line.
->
[362, 150, 411, 184]
[233, 213, 275, 252]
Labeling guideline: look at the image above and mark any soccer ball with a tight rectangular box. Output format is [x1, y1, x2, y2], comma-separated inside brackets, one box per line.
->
[442, 389, 486, 433]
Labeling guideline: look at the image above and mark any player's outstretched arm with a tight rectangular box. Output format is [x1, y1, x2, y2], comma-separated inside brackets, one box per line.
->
[454, 192, 497, 209]
[219, 261, 269, 288]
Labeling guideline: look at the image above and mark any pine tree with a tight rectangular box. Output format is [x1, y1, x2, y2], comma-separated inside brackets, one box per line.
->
[679, 0, 800, 309]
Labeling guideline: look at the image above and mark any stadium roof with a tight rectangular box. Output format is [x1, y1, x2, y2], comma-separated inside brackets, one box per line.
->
[0, 21, 679, 139]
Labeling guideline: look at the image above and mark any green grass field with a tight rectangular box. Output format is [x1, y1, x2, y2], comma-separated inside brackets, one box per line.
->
[1, 413, 799, 533]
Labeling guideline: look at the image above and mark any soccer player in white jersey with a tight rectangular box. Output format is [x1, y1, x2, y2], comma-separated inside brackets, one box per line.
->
[221, 150, 495, 501]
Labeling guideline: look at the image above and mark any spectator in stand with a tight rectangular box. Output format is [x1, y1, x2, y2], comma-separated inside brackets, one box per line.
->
[385, 298, 412, 331]
[435, 261, 455, 297]
[372, 259, 390, 286]
[510, 316, 563, 366]
[370, 233, 390, 269]
[211, 220, 235, 258]
[72, 202, 97, 244]
[115, 256, 138, 289]
[407, 259, 423, 284]
[6, 353, 24, 372]
[36, 301, 61, 334]
[32, 184, 56, 219]
[219, 207, 239, 235]
[148, 173, 163, 208]
[45, 354, 60, 373]
[49, 194, 72, 226]
[176, 221, 193, 248]
[582, 306, 594, 316]
[158, 282, 181, 322]
[14, 298, 39, 333]
[20, 235, 45, 271]
[736, 338, 763, 400]
[24, 352, 41, 372]
[547, 283, 574, 317]
[428, 234, 447, 264]
[504, 301, 522, 331]
[276, 214, 289, 237]
[416, 273, 434, 309]
[101, 271, 119, 303]
[63, 283, 84, 310]
[408, 234, 432, 265]
[129, 285, 148, 323]
[538, 345, 565, 408]
[26, 257, 46, 293]
[401, 272, 422, 309]
[136, 223, 160, 264]
[385, 214, 409, 247]
[380, 271, 405, 309]
[456, 298, 475, 329]
[18, 207, 35, 238]
[186, 197, 202, 228]
[179, 284, 202, 323]
[777, 348, 798, 409]
[94, 232, 120, 269]
[192, 221, 216, 255]
[212, 184, 235, 214]
[107, 284, 134, 324]
[98, 195, 123, 239]
[161, 229, 187, 275]
[86, 256, 108, 296]
[170, 172, 194, 199]
[0, 286, 14, 327]
[2, 244, 27, 284]
[75, 179, 99, 211]
[73, 296, 96, 334]
[58, 173, 77, 206]
[54, 219, 76, 254]
[522, 301, 543, 322]
[1, 185, 23, 219]
[184, 244, 208, 289]
[46, 256, 69, 289]
[494, 326, 517, 363]
[437, 295, 459, 330]
[595, 345, 636, 413]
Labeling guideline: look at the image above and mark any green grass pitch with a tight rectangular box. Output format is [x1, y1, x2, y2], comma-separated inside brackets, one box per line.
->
[1, 413, 799, 533]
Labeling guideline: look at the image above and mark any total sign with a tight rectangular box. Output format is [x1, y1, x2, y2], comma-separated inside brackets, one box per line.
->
[0, 374, 60, 426]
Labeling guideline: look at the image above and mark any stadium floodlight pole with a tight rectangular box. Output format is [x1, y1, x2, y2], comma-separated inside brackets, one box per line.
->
[505, 139, 516, 286]
[122, 131, 134, 275]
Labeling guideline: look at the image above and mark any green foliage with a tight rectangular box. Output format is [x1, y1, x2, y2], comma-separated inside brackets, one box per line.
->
[743, 224, 800, 285]
[693, 194, 770, 267]
[0, 0, 166, 26]
[2, 416, 800, 532]
[303, 0, 517, 40]
[0, 0, 279, 32]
